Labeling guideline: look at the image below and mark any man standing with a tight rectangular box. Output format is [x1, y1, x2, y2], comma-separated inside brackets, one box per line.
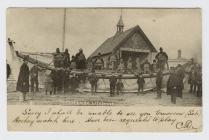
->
[116, 75, 124, 95]
[155, 47, 168, 70]
[156, 69, 163, 99]
[63, 48, 70, 68]
[53, 48, 64, 68]
[75, 48, 87, 70]
[16, 59, 30, 101]
[94, 53, 104, 70]
[176, 64, 185, 98]
[88, 71, 98, 95]
[151, 59, 157, 73]
[109, 73, 117, 97]
[30, 62, 40, 93]
[167, 67, 178, 104]
[188, 68, 197, 94]
[196, 66, 202, 97]
[142, 59, 151, 74]
[110, 53, 118, 71]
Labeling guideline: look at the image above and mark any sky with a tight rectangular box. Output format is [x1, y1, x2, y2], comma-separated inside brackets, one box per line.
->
[6, 8, 202, 61]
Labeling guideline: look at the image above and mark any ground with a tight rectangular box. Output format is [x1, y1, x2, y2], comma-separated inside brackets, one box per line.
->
[7, 89, 202, 106]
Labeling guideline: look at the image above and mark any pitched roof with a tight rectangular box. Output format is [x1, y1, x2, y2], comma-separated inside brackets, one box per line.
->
[89, 25, 157, 58]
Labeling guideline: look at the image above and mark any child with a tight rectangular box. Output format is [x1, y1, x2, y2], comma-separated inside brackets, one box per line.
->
[137, 72, 145, 95]
[116, 76, 124, 95]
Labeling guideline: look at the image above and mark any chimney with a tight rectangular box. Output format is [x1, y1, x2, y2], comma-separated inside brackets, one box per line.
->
[178, 49, 181, 59]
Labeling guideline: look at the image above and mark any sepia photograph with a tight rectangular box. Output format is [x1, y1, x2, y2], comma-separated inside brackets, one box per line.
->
[7, 8, 202, 106]
[6, 8, 202, 132]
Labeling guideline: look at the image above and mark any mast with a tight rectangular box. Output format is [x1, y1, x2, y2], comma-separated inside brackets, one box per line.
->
[62, 8, 67, 52]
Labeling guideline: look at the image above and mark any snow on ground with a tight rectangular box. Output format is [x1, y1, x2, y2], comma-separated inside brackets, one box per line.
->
[7, 89, 201, 106]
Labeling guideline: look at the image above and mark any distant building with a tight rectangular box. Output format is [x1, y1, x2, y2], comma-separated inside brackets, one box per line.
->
[168, 49, 189, 67]
[88, 15, 157, 69]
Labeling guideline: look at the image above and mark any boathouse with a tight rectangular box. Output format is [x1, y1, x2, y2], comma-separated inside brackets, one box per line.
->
[88, 15, 157, 69]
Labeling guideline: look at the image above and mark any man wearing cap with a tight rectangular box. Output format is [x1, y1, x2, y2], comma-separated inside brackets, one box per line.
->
[16, 59, 30, 101]
[155, 47, 168, 71]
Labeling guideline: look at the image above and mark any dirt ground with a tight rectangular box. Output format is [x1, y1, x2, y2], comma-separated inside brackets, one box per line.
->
[7, 88, 202, 106]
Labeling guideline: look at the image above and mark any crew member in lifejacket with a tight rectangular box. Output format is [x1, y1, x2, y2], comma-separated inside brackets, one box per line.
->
[127, 57, 133, 74]
[63, 48, 70, 68]
[142, 59, 151, 74]
[109, 52, 118, 71]
[155, 47, 168, 71]
[70, 55, 76, 70]
[75, 48, 87, 70]
[53, 48, 64, 68]
[94, 53, 104, 70]
[117, 59, 125, 73]
[151, 59, 157, 73]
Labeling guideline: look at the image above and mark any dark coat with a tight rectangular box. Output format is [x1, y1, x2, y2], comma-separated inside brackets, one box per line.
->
[137, 76, 145, 85]
[7, 64, 11, 79]
[188, 71, 197, 84]
[88, 73, 98, 85]
[63, 52, 70, 68]
[75, 52, 87, 69]
[167, 73, 179, 89]
[16, 63, 30, 92]
[109, 76, 117, 86]
[176, 68, 185, 89]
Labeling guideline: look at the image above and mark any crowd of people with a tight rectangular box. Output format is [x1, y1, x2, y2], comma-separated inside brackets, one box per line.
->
[92, 47, 168, 74]
[14, 47, 202, 104]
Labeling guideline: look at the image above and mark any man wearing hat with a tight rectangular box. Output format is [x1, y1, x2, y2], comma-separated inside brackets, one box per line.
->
[16, 58, 30, 101]
[155, 47, 168, 71]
